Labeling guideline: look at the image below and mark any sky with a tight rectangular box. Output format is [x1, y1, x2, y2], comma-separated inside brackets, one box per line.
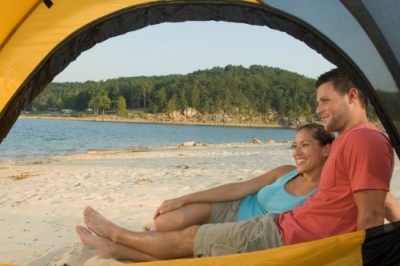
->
[54, 21, 335, 83]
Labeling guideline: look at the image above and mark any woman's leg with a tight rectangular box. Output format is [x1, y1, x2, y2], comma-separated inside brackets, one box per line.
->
[154, 202, 212, 231]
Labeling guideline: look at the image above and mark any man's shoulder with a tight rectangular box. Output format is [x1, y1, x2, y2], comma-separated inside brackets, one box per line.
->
[341, 123, 391, 153]
[344, 123, 385, 140]
[349, 122, 379, 132]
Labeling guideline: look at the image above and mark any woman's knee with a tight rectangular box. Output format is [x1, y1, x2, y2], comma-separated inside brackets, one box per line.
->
[153, 216, 168, 231]
[154, 215, 182, 232]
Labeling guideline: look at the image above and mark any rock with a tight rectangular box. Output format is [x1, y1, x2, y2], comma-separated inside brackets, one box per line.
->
[265, 138, 275, 144]
[181, 141, 195, 147]
[184, 107, 198, 117]
[177, 164, 190, 169]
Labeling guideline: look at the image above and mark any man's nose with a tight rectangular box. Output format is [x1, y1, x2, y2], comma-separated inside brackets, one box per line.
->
[315, 103, 322, 114]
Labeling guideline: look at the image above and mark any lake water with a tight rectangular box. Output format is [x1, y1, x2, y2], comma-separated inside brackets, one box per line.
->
[0, 118, 296, 162]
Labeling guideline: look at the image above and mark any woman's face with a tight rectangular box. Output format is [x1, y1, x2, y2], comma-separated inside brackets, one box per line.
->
[292, 129, 330, 174]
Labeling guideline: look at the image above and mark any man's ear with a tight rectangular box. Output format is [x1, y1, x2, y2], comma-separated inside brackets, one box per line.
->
[348, 88, 358, 103]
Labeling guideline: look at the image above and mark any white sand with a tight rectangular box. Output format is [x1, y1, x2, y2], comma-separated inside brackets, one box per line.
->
[0, 142, 399, 265]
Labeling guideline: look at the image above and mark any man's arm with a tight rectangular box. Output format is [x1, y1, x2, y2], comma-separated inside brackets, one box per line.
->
[353, 189, 387, 230]
[385, 192, 400, 223]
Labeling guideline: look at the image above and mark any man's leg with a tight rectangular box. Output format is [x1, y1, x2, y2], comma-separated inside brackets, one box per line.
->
[194, 214, 283, 257]
[76, 225, 157, 261]
[83, 206, 198, 259]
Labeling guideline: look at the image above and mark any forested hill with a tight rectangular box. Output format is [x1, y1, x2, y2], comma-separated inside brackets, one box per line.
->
[29, 65, 377, 127]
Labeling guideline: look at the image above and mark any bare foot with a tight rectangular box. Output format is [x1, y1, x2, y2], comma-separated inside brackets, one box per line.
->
[76, 225, 113, 259]
[83, 206, 117, 238]
[142, 223, 156, 231]
[77, 225, 159, 262]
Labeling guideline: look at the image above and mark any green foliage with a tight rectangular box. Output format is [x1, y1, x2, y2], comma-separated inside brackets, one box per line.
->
[165, 96, 178, 115]
[126, 110, 148, 119]
[88, 83, 111, 115]
[116, 96, 127, 115]
[71, 111, 86, 118]
[33, 65, 321, 120]
[149, 100, 159, 114]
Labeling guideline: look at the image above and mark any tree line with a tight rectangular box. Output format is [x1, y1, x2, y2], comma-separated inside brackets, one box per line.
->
[29, 64, 378, 121]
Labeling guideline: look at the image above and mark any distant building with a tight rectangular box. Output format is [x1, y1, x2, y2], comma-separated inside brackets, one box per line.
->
[61, 109, 73, 114]
[48, 108, 59, 114]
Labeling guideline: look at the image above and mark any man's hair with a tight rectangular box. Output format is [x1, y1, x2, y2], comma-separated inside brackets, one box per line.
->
[296, 123, 335, 146]
[315, 68, 368, 109]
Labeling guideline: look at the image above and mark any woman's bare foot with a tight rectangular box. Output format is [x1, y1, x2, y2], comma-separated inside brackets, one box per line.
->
[83, 206, 117, 238]
[76, 225, 113, 259]
[142, 223, 156, 231]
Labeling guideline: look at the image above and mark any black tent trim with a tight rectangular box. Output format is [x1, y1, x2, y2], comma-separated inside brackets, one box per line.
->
[43, 0, 53, 9]
[1, 1, 399, 157]
[362, 221, 400, 266]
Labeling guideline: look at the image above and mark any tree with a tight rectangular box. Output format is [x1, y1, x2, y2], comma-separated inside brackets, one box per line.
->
[88, 83, 111, 115]
[165, 96, 177, 115]
[190, 84, 200, 109]
[154, 87, 167, 111]
[36, 64, 322, 125]
[179, 89, 188, 110]
[116, 96, 127, 115]
[149, 100, 159, 113]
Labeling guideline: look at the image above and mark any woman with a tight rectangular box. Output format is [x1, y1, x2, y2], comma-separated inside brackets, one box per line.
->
[145, 122, 335, 232]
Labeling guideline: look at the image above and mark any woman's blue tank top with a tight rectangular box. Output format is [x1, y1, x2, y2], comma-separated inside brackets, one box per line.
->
[237, 170, 317, 221]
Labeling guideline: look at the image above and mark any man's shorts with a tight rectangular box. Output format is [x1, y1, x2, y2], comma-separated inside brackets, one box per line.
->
[209, 200, 241, 223]
[194, 213, 283, 257]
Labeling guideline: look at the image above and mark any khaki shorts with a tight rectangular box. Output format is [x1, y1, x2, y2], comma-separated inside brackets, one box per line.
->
[194, 213, 283, 257]
[209, 200, 241, 223]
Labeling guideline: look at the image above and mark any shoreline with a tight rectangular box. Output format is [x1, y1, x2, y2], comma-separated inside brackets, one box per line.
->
[18, 114, 291, 129]
[18, 114, 385, 131]
[0, 141, 292, 164]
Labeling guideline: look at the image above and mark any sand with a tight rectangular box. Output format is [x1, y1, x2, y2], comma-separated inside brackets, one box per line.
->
[0, 142, 399, 265]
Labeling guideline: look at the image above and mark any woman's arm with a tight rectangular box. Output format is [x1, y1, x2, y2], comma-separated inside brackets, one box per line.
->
[385, 192, 400, 222]
[155, 164, 296, 216]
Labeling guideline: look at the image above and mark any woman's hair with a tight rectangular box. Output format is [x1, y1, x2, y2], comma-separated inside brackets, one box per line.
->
[296, 123, 335, 146]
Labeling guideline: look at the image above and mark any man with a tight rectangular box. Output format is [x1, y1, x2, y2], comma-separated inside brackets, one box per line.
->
[76, 68, 394, 261]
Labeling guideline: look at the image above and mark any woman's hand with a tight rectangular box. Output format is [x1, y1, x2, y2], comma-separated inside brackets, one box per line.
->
[154, 197, 185, 219]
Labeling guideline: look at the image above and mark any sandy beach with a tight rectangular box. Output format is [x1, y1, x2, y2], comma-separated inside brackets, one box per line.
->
[1, 142, 400, 265]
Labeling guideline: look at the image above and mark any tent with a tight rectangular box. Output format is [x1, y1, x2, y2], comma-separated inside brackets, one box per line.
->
[1, 0, 400, 265]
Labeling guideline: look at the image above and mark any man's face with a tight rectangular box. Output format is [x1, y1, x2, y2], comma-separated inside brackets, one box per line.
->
[316, 81, 350, 133]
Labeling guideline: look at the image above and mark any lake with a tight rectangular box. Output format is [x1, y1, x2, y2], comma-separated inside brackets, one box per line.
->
[0, 118, 296, 162]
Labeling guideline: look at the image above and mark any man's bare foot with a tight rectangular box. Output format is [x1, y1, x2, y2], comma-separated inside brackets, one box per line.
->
[76, 225, 113, 259]
[142, 223, 156, 231]
[83, 206, 117, 238]
[77, 225, 159, 262]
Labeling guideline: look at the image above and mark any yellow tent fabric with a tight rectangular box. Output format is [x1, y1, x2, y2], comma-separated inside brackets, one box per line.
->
[1, 0, 153, 112]
[127, 230, 365, 266]
[0, 0, 259, 114]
